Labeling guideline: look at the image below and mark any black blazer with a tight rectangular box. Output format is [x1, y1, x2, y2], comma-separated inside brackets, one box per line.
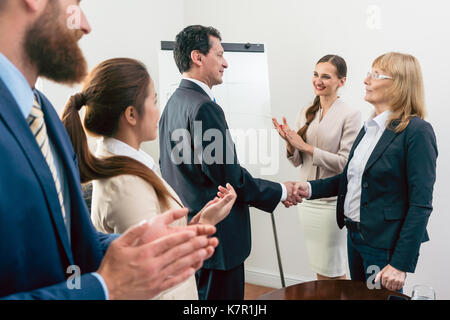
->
[310, 117, 438, 273]
[159, 79, 282, 270]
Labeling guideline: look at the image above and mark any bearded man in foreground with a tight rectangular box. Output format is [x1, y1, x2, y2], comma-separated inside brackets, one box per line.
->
[0, 0, 218, 300]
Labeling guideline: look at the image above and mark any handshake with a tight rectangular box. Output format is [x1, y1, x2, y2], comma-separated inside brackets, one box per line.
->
[282, 181, 310, 208]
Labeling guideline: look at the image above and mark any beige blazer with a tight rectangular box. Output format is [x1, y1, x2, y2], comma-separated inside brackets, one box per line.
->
[91, 143, 198, 300]
[288, 98, 361, 200]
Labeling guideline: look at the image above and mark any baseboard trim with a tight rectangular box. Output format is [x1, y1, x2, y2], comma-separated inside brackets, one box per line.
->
[244, 267, 313, 289]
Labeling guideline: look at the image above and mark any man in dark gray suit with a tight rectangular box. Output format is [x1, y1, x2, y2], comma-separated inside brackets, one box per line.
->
[159, 25, 301, 300]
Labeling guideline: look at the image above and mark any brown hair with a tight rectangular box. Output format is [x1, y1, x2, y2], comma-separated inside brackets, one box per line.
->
[372, 52, 426, 133]
[62, 58, 181, 208]
[297, 55, 347, 141]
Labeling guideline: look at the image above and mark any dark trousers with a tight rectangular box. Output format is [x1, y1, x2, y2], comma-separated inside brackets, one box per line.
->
[347, 230, 403, 293]
[195, 263, 245, 300]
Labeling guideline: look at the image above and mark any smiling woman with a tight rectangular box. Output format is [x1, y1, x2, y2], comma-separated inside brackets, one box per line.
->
[273, 54, 362, 281]
[296, 52, 438, 293]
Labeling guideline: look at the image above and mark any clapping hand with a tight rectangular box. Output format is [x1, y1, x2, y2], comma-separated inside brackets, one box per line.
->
[190, 183, 237, 225]
[283, 128, 314, 156]
[97, 208, 218, 300]
[272, 117, 292, 141]
[133, 208, 217, 246]
[273, 117, 314, 156]
[273, 117, 304, 156]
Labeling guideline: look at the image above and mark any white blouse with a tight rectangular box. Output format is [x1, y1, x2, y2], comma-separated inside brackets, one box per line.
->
[344, 110, 392, 222]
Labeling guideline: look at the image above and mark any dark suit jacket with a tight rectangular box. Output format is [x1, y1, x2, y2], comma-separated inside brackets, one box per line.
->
[310, 117, 438, 273]
[0, 79, 117, 299]
[159, 79, 282, 270]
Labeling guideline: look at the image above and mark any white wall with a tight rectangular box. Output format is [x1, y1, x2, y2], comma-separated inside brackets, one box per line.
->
[184, 0, 450, 299]
[41, 0, 450, 299]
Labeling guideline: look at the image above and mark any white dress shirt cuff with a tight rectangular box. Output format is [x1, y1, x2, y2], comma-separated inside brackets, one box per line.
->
[307, 182, 312, 199]
[92, 272, 109, 300]
[280, 183, 287, 202]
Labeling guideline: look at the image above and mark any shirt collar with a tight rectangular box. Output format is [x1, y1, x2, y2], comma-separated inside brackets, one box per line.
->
[98, 137, 157, 172]
[183, 77, 215, 102]
[0, 53, 34, 119]
[364, 109, 392, 131]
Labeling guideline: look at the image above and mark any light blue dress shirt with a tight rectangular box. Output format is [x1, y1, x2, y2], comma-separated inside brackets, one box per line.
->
[0, 53, 109, 300]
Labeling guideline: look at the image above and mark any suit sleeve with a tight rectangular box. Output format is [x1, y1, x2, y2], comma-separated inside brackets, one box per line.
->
[96, 232, 120, 255]
[389, 121, 438, 272]
[309, 173, 342, 199]
[193, 102, 282, 213]
[0, 273, 106, 300]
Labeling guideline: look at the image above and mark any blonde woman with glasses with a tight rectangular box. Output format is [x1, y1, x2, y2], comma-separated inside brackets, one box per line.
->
[292, 52, 438, 292]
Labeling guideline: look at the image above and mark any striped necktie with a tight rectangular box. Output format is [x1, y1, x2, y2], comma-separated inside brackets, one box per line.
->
[27, 95, 68, 231]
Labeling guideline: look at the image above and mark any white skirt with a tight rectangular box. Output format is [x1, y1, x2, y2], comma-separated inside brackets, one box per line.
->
[298, 199, 347, 277]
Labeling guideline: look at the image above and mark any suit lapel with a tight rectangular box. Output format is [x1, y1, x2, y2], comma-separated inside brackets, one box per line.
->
[348, 127, 366, 162]
[363, 127, 398, 173]
[0, 81, 74, 264]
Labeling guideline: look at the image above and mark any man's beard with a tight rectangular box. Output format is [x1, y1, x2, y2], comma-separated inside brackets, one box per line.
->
[24, 1, 87, 85]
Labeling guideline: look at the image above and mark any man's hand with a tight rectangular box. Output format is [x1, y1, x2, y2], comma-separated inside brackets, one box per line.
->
[97, 208, 218, 300]
[282, 181, 304, 207]
[374, 264, 406, 292]
[134, 208, 216, 246]
[282, 182, 310, 208]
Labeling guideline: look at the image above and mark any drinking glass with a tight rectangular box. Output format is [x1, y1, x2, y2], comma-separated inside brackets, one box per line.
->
[411, 285, 436, 300]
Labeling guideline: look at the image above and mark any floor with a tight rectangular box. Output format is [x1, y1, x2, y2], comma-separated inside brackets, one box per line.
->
[244, 283, 276, 300]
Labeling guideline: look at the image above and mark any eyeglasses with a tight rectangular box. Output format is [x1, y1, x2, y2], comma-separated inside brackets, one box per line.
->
[367, 72, 393, 80]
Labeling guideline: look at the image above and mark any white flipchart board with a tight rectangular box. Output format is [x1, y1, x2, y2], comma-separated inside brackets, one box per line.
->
[158, 42, 278, 177]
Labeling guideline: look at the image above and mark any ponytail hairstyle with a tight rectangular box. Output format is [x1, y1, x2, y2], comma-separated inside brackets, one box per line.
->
[62, 58, 181, 209]
[297, 54, 347, 141]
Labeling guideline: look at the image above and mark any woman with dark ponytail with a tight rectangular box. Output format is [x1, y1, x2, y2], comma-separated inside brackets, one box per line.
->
[273, 55, 361, 280]
[62, 58, 237, 300]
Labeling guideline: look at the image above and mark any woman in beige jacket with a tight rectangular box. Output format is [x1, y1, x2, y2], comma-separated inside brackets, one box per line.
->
[62, 58, 237, 299]
[273, 55, 361, 280]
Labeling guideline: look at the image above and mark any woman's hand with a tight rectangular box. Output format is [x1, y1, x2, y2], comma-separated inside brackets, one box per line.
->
[273, 117, 296, 155]
[190, 184, 237, 226]
[284, 128, 314, 156]
[272, 117, 293, 141]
